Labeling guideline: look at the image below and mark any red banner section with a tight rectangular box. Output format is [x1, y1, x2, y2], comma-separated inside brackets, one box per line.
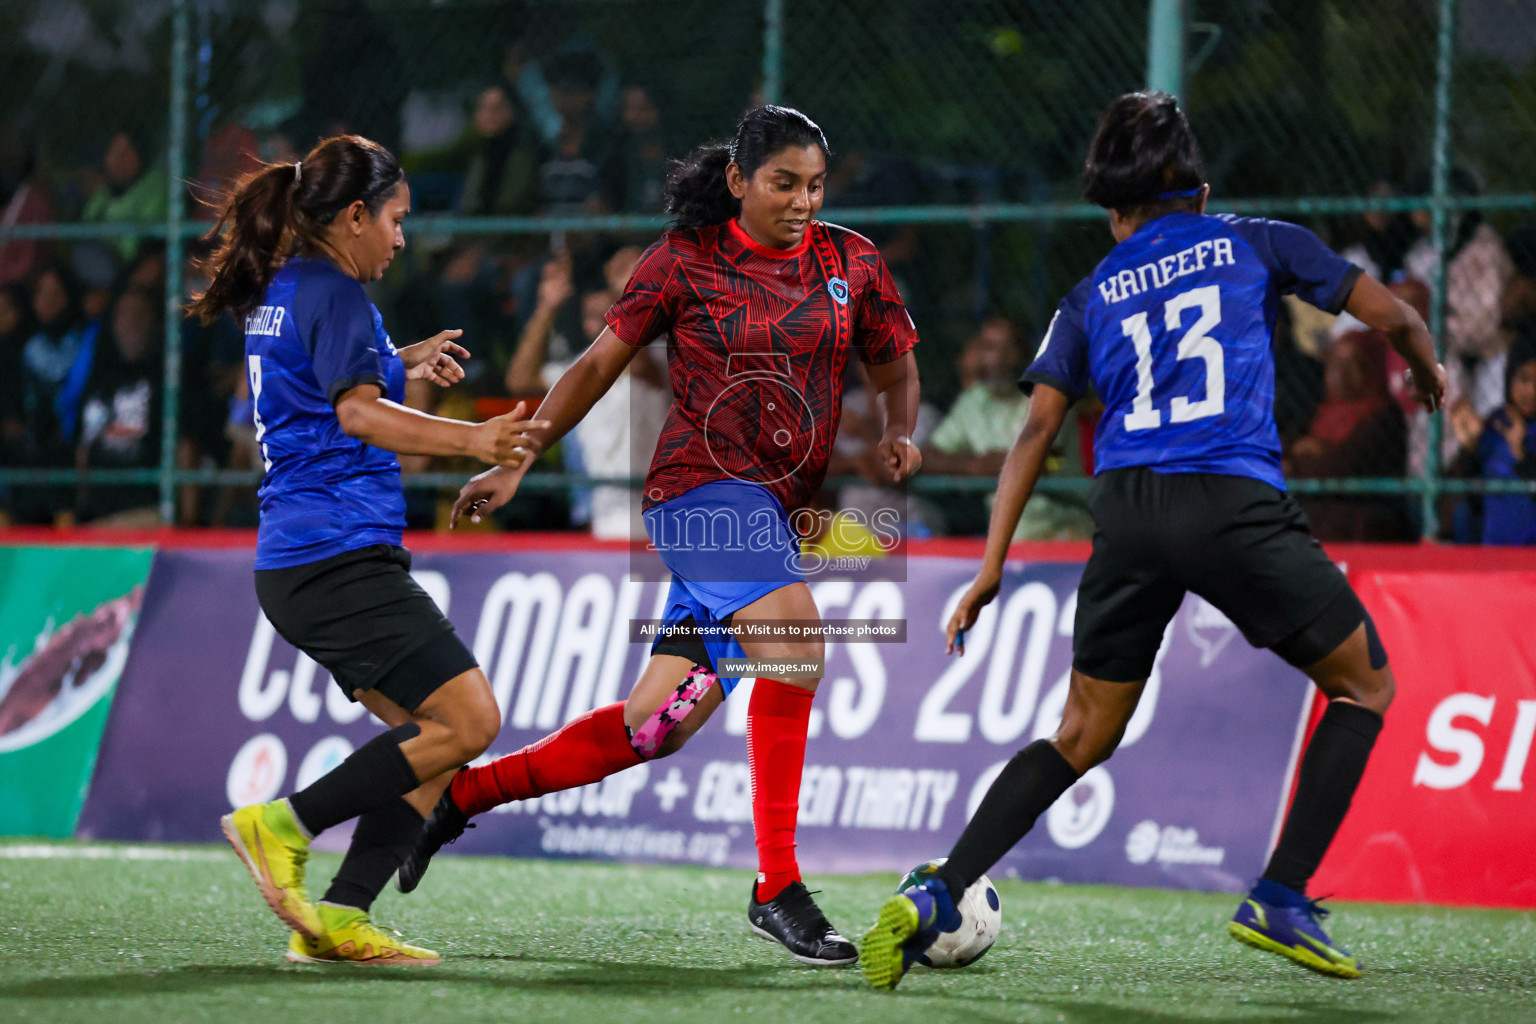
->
[1313, 570, 1536, 909]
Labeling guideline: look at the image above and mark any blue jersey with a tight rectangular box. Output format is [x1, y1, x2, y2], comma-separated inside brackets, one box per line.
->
[1021, 213, 1361, 490]
[245, 257, 406, 570]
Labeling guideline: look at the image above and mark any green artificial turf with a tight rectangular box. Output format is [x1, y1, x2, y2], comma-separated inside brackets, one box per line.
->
[0, 841, 1530, 1023]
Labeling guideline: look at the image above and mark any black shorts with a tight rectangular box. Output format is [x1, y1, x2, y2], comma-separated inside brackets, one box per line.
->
[254, 544, 478, 713]
[1073, 468, 1365, 682]
[651, 615, 723, 673]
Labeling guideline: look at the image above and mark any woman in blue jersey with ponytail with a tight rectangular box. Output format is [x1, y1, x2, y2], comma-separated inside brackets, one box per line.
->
[862, 92, 1447, 989]
[189, 134, 547, 966]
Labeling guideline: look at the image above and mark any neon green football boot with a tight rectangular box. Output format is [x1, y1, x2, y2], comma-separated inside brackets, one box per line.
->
[221, 799, 323, 940]
[286, 903, 442, 966]
[861, 877, 961, 990]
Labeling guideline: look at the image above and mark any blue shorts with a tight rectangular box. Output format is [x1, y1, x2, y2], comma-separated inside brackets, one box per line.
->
[642, 480, 804, 695]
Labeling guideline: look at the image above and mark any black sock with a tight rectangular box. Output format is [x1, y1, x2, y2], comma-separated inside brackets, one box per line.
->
[934, 739, 1080, 897]
[1262, 700, 1383, 893]
[288, 723, 422, 837]
[322, 798, 426, 912]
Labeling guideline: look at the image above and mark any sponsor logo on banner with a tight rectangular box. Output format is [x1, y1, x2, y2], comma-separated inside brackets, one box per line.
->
[1186, 597, 1238, 669]
[0, 591, 141, 754]
[0, 546, 153, 839]
[226, 733, 286, 808]
[296, 736, 354, 791]
[1124, 820, 1226, 866]
[1126, 820, 1160, 864]
[1411, 693, 1536, 792]
[1047, 767, 1115, 849]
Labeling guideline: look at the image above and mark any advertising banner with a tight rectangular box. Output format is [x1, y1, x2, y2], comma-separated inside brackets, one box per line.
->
[1312, 570, 1536, 909]
[80, 546, 1311, 893]
[0, 545, 153, 837]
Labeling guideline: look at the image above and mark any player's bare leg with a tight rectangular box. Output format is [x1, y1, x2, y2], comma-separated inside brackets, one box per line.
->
[1049, 672, 1148, 771]
[1230, 621, 1392, 979]
[402, 771, 456, 819]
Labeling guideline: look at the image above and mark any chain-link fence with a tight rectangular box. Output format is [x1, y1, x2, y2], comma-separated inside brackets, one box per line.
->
[1, 0, 1533, 542]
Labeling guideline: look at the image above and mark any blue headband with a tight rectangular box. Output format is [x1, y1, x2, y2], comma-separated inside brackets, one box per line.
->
[1159, 187, 1204, 199]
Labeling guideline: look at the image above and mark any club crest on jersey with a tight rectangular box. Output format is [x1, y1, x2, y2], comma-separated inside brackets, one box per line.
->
[826, 276, 850, 305]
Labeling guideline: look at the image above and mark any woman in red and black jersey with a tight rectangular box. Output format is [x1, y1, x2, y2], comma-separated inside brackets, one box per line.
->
[401, 107, 923, 964]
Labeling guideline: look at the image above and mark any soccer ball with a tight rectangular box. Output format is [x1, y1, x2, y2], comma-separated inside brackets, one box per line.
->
[895, 858, 1002, 968]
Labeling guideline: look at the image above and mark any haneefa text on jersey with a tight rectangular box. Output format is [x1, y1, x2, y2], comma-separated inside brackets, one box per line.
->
[1098, 237, 1236, 305]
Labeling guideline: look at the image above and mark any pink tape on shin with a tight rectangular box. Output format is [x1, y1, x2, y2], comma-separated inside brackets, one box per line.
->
[630, 665, 716, 759]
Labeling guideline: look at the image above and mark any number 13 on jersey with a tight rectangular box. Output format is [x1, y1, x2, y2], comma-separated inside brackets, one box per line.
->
[1121, 284, 1225, 432]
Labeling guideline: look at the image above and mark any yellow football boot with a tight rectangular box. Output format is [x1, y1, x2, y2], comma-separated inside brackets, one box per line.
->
[221, 799, 323, 939]
[286, 903, 442, 966]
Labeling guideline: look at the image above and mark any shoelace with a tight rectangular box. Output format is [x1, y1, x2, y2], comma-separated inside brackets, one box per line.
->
[773, 884, 833, 936]
[365, 921, 407, 942]
[353, 921, 411, 955]
[441, 820, 475, 847]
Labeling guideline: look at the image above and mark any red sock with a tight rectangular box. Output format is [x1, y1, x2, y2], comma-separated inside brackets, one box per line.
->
[449, 703, 642, 817]
[747, 678, 812, 902]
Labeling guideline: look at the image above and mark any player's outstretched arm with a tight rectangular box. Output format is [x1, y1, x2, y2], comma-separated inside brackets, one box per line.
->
[448, 327, 640, 525]
[1344, 274, 1447, 412]
[518, 326, 640, 452]
[335, 389, 549, 466]
[865, 352, 922, 482]
[945, 384, 1071, 655]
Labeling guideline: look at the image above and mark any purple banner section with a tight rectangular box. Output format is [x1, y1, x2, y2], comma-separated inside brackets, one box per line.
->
[79, 547, 1311, 892]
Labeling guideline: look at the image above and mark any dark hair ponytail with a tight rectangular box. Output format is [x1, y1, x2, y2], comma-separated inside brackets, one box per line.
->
[664, 105, 829, 230]
[189, 134, 403, 323]
[664, 144, 736, 231]
[1082, 91, 1205, 215]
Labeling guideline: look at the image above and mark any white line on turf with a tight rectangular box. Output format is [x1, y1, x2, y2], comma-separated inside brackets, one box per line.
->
[0, 844, 227, 861]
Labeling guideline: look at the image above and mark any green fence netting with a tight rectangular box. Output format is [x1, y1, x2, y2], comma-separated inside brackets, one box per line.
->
[1, 0, 1533, 542]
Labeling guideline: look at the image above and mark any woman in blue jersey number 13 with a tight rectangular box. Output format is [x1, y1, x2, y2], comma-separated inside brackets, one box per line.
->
[861, 92, 1447, 990]
[189, 134, 549, 966]
[421, 106, 922, 965]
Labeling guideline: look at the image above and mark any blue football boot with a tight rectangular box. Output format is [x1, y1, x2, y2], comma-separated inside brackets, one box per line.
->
[1228, 878, 1362, 979]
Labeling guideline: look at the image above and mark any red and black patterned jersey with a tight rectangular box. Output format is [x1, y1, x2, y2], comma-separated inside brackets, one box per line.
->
[605, 218, 918, 513]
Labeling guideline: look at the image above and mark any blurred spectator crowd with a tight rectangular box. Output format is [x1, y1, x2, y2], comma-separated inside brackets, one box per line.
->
[0, 14, 692, 535]
[1276, 177, 1536, 545]
[1, 4, 1534, 545]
